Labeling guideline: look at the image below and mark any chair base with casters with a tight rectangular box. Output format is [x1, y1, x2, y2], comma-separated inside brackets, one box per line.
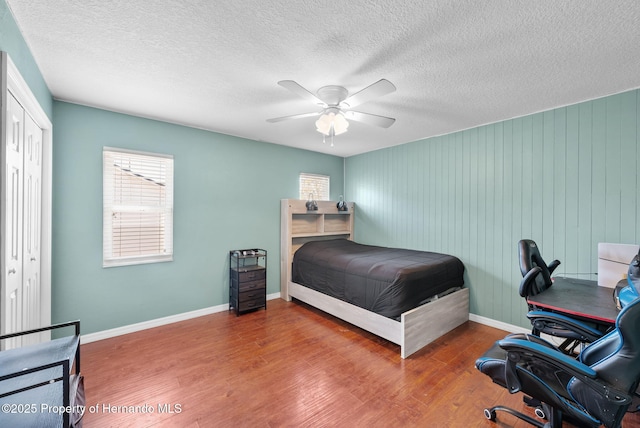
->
[483, 403, 560, 428]
[475, 291, 640, 428]
[476, 334, 602, 428]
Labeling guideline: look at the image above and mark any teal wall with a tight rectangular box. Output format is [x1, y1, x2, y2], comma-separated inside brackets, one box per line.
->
[0, 0, 52, 117]
[346, 89, 640, 328]
[4, 0, 640, 335]
[3, 0, 345, 335]
[52, 101, 345, 334]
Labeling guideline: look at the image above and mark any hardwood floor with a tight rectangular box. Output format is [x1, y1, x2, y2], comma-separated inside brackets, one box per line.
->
[80, 299, 640, 427]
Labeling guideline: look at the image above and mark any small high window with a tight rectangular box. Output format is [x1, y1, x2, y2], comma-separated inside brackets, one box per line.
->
[299, 173, 329, 201]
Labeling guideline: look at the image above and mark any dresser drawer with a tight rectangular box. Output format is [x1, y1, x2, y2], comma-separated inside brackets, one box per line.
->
[239, 289, 265, 302]
[238, 279, 265, 293]
[231, 268, 266, 282]
[239, 296, 266, 312]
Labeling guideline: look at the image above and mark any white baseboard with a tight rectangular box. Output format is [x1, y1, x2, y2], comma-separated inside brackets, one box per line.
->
[469, 313, 530, 335]
[81, 292, 282, 344]
[82, 296, 525, 346]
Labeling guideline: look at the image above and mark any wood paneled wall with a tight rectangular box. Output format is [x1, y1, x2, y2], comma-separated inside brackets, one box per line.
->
[346, 89, 639, 328]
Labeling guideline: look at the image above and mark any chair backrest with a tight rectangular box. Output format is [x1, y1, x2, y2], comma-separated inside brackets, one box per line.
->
[571, 296, 640, 426]
[628, 249, 640, 293]
[518, 239, 554, 296]
[614, 249, 640, 309]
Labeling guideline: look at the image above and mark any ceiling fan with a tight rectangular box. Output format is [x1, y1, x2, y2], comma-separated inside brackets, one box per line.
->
[267, 79, 396, 146]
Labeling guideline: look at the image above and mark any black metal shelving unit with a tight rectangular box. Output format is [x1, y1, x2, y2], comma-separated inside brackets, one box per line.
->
[229, 249, 267, 315]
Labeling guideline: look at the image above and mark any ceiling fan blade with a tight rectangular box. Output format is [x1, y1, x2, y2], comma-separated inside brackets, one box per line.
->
[278, 80, 327, 107]
[266, 111, 322, 123]
[344, 110, 396, 128]
[341, 79, 396, 108]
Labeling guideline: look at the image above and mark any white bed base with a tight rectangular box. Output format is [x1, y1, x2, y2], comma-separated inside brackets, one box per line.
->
[288, 281, 469, 359]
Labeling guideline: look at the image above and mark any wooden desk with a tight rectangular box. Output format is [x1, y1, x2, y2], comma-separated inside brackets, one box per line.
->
[527, 276, 619, 325]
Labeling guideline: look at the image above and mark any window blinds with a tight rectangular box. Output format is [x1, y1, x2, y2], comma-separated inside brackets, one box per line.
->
[103, 147, 173, 267]
[299, 173, 330, 201]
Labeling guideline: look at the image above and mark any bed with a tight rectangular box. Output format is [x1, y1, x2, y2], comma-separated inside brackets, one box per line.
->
[280, 199, 469, 358]
[292, 239, 465, 319]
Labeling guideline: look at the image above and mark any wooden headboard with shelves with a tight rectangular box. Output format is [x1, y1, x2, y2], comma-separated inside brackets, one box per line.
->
[280, 199, 355, 300]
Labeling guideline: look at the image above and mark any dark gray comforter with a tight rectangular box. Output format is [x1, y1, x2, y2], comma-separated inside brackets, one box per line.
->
[291, 239, 465, 319]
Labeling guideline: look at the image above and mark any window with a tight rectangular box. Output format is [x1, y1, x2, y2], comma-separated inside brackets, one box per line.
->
[103, 147, 173, 267]
[299, 173, 330, 201]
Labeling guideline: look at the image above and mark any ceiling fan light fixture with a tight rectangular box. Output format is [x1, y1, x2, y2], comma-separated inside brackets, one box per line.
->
[315, 111, 349, 136]
[269, 79, 395, 148]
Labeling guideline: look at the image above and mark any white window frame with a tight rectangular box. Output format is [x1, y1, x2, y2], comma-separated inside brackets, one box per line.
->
[299, 173, 330, 201]
[103, 147, 174, 267]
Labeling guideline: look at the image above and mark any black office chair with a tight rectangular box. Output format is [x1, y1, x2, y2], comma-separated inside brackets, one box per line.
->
[518, 239, 604, 353]
[518, 239, 560, 295]
[475, 292, 640, 427]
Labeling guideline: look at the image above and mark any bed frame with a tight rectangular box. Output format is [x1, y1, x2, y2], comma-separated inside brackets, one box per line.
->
[280, 199, 469, 358]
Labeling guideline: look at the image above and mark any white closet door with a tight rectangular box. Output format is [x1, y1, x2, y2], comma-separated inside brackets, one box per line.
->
[2, 93, 24, 349]
[22, 111, 43, 345]
[0, 53, 52, 348]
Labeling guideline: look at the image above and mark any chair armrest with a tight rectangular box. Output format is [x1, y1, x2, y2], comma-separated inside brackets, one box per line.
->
[498, 337, 596, 378]
[519, 266, 542, 297]
[498, 338, 632, 405]
[548, 259, 561, 275]
[527, 310, 603, 342]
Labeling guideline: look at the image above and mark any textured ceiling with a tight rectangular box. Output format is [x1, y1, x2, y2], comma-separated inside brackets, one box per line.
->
[6, 0, 640, 157]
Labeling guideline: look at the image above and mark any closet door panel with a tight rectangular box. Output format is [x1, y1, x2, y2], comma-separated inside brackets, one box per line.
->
[22, 111, 43, 344]
[2, 93, 24, 348]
